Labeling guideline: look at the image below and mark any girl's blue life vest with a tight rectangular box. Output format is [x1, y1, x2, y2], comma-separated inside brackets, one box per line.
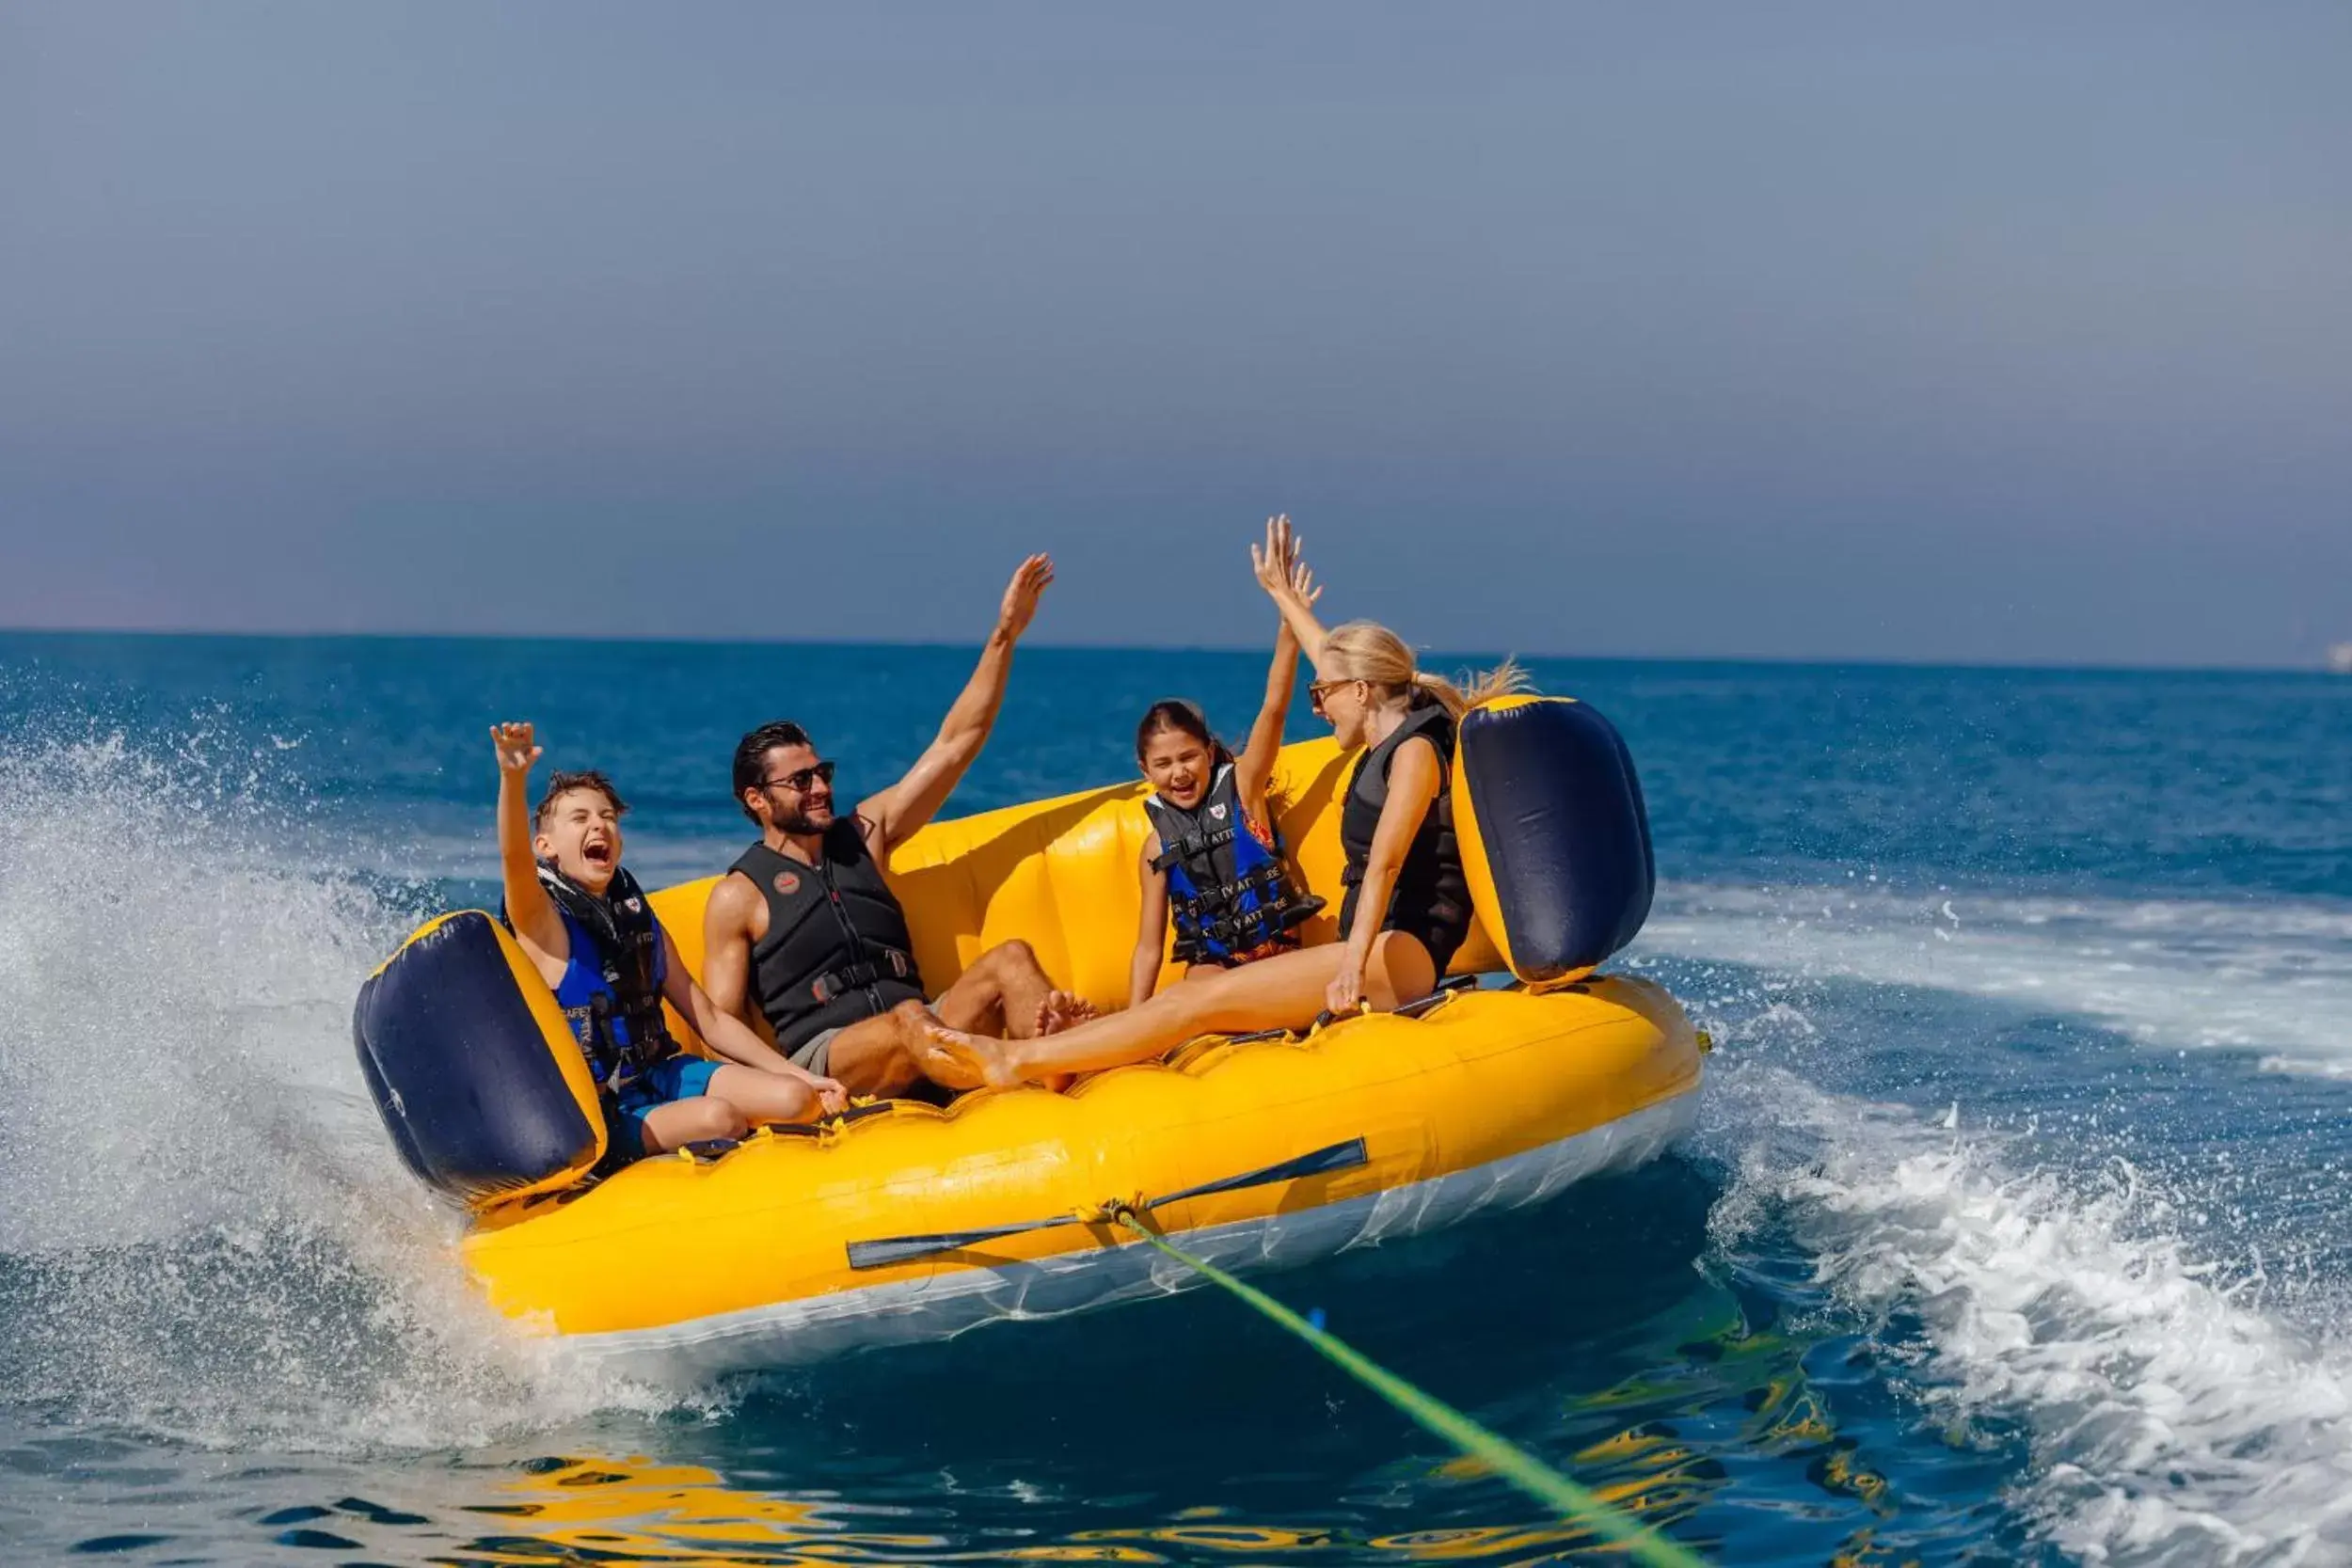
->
[1142, 763, 1325, 967]
[510, 862, 675, 1096]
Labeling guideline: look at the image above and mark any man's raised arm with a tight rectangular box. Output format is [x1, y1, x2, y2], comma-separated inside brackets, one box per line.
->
[857, 553, 1054, 852]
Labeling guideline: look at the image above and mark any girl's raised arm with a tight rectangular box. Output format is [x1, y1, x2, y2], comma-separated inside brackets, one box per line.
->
[1233, 586, 1313, 820]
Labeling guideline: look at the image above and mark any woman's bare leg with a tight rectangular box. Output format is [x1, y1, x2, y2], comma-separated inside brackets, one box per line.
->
[929, 932, 1438, 1089]
[1362, 927, 1438, 1013]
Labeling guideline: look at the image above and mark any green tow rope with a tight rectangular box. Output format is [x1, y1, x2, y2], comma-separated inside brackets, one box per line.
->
[1108, 1210, 1709, 1568]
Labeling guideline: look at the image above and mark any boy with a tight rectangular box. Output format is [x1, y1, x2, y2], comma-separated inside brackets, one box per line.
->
[493, 721, 846, 1156]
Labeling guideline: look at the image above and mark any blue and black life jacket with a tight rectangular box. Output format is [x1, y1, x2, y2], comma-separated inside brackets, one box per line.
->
[1143, 763, 1324, 967]
[524, 863, 674, 1096]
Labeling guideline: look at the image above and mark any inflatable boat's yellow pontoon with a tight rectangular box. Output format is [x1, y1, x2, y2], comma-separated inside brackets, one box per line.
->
[356, 697, 1701, 1374]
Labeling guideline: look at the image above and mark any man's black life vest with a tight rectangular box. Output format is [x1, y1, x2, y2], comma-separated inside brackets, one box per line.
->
[1337, 698, 1470, 955]
[730, 820, 926, 1053]
[1142, 763, 1324, 967]
[526, 862, 673, 1095]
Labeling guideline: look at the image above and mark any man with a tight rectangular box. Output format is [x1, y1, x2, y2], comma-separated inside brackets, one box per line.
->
[702, 555, 1089, 1098]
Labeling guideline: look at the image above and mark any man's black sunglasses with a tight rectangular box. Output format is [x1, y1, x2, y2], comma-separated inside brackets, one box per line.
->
[757, 760, 836, 793]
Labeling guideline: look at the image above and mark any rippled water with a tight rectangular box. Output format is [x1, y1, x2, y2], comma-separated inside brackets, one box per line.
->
[1, 634, 2345, 1564]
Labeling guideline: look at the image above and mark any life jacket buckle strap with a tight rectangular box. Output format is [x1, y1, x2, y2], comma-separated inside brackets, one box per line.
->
[810, 947, 917, 1005]
[1152, 825, 1235, 874]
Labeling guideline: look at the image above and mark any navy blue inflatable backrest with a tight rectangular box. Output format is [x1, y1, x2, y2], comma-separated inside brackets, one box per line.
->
[351, 911, 604, 1208]
[1453, 695, 1655, 986]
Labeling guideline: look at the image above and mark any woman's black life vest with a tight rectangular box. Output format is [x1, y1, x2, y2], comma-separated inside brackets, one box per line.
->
[525, 863, 674, 1096]
[730, 821, 926, 1053]
[1337, 697, 1470, 958]
[1142, 762, 1324, 967]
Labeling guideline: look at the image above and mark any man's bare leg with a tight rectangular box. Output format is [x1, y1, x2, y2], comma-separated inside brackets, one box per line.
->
[931, 938, 1088, 1040]
[816, 1000, 978, 1100]
[818, 945, 1097, 1101]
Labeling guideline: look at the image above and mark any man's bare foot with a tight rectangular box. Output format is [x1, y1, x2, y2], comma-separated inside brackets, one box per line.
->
[1032, 990, 1100, 1037]
[914, 1018, 1025, 1092]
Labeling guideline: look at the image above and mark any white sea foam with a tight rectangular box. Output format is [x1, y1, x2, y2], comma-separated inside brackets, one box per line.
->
[0, 733, 682, 1450]
[1644, 881, 2352, 1064]
[1708, 1061, 2352, 1565]
[1673, 879, 2352, 1560]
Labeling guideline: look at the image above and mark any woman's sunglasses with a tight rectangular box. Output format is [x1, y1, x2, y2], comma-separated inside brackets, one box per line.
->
[1308, 679, 1359, 716]
[757, 760, 837, 794]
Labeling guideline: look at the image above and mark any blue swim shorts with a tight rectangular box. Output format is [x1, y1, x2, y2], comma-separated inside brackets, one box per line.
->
[610, 1054, 722, 1156]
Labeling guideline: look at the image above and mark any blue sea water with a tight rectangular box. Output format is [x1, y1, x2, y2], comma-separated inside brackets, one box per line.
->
[1, 631, 2347, 1566]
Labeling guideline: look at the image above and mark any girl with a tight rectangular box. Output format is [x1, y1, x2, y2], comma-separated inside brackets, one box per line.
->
[1128, 568, 1324, 1008]
[929, 515, 1528, 1090]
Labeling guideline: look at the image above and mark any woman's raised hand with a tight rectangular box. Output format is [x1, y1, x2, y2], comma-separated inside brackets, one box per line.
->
[491, 721, 542, 776]
[1250, 514, 1308, 604]
[1251, 514, 1332, 663]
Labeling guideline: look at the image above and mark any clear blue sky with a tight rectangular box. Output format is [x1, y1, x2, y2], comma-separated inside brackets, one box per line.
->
[4, 4, 2346, 665]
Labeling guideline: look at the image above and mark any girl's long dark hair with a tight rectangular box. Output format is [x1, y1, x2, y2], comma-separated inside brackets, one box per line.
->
[1135, 700, 1232, 768]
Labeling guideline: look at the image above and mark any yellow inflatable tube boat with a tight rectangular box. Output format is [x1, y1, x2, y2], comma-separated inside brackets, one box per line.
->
[355, 697, 1701, 1373]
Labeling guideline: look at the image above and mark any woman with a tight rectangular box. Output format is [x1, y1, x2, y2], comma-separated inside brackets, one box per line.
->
[930, 515, 1527, 1090]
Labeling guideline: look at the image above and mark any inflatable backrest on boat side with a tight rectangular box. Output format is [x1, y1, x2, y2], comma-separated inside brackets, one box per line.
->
[1453, 695, 1655, 988]
[353, 911, 607, 1208]
[646, 738, 1505, 1017]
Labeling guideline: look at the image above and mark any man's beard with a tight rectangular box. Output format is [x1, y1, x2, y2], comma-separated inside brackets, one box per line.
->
[773, 802, 830, 835]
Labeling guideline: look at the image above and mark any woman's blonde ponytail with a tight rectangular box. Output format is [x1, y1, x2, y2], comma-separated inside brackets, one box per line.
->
[1410, 657, 1534, 719]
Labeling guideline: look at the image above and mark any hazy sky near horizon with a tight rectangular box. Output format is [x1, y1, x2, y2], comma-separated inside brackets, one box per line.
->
[4, 5, 2347, 665]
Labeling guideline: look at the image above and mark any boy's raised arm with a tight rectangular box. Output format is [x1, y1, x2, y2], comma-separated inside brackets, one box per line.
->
[492, 721, 567, 967]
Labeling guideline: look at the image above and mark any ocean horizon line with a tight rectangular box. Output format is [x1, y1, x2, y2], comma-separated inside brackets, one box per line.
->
[1, 620, 2344, 681]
